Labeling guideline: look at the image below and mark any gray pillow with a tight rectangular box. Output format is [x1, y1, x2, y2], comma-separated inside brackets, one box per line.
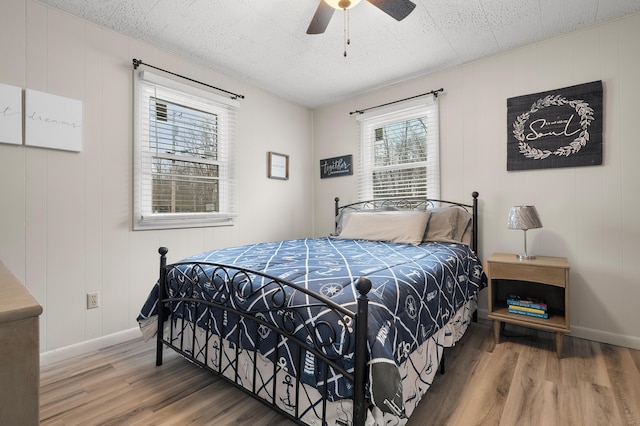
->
[423, 207, 472, 243]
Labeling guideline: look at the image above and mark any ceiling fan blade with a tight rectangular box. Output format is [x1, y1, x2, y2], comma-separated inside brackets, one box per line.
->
[307, 1, 335, 34]
[367, 0, 416, 21]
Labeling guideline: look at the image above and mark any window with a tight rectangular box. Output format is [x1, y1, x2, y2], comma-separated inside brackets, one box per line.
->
[357, 96, 439, 200]
[133, 71, 238, 230]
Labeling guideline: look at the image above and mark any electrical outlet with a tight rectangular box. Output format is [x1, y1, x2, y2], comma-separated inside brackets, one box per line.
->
[87, 292, 100, 309]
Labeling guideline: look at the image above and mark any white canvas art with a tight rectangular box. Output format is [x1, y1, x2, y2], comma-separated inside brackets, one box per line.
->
[25, 89, 82, 152]
[0, 83, 23, 145]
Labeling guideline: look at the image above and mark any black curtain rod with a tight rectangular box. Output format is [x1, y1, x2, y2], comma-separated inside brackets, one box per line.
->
[132, 58, 245, 100]
[349, 88, 443, 115]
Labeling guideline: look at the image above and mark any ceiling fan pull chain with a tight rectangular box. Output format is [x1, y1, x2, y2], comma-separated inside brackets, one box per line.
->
[347, 9, 352, 45]
[343, 9, 348, 57]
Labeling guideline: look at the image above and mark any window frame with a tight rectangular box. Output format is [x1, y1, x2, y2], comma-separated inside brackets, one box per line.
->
[356, 96, 440, 201]
[133, 70, 238, 230]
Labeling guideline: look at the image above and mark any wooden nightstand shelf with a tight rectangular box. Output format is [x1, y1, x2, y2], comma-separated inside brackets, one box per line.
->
[486, 252, 570, 357]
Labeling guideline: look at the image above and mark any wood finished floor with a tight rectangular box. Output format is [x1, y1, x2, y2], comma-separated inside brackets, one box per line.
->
[40, 319, 640, 425]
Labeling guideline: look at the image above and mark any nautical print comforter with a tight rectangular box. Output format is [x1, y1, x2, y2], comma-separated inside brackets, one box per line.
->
[137, 237, 486, 418]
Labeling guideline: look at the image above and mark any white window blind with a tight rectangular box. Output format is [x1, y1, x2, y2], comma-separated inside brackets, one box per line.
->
[133, 70, 238, 230]
[357, 96, 440, 201]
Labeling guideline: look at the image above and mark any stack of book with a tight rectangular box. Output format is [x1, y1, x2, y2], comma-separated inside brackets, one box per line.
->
[507, 295, 548, 319]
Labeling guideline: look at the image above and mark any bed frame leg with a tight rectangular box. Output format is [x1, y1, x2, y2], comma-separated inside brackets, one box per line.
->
[439, 350, 445, 374]
[471, 191, 479, 257]
[156, 247, 168, 366]
[353, 277, 372, 426]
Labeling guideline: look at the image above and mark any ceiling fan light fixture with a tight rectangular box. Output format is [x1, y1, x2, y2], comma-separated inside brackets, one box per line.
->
[324, 0, 362, 10]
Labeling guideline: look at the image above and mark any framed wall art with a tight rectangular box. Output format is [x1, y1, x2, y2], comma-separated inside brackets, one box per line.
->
[507, 80, 603, 171]
[320, 154, 353, 179]
[268, 151, 289, 180]
[25, 89, 83, 152]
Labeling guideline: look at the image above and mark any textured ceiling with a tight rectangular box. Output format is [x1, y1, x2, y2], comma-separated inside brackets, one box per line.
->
[41, 0, 640, 108]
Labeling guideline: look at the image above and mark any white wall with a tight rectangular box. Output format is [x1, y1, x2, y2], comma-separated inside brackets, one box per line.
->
[313, 13, 640, 349]
[0, 0, 313, 352]
[2, 0, 638, 354]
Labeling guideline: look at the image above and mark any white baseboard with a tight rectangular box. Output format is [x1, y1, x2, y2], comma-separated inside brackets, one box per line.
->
[569, 326, 640, 350]
[477, 308, 640, 350]
[40, 327, 142, 366]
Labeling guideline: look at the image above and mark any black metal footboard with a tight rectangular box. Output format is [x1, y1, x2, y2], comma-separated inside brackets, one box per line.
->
[155, 247, 371, 426]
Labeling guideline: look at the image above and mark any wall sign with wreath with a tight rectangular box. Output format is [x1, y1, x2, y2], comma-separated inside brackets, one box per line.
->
[507, 81, 602, 171]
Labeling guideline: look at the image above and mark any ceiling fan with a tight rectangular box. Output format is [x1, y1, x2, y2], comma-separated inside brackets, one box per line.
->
[306, 0, 417, 35]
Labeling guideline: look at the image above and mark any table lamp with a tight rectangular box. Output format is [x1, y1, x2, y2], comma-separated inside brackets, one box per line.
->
[508, 205, 542, 260]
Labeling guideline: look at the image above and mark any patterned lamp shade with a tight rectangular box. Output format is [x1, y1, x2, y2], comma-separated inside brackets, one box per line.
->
[508, 206, 543, 230]
[508, 206, 542, 259]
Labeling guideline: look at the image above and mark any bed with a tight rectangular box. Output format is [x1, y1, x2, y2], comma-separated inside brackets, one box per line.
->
[137, 192, 487, 425]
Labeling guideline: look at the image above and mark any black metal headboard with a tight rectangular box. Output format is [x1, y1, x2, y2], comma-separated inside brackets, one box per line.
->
[334, 191, 480, 255]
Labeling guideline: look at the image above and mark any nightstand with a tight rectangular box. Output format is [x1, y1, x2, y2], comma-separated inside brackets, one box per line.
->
[486, 252, 570, 357]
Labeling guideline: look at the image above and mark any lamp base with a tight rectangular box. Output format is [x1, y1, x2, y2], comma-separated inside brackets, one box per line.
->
[516, 253, 536, 260]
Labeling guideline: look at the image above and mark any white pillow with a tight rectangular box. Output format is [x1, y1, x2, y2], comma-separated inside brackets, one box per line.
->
[336, 210, 430, 245]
